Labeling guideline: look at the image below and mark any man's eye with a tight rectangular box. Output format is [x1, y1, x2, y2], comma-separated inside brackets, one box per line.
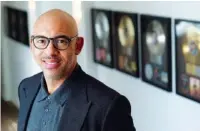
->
[57, 39, 69, 44]
[37, 39, 46, 43]
[58, 40, 66, 43]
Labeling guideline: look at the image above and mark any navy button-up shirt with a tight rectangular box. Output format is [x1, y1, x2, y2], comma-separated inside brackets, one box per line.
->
[26, 74, 71, 131]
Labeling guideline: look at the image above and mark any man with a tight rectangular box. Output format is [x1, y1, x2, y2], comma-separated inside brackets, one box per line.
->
[18, 9, 136, 131]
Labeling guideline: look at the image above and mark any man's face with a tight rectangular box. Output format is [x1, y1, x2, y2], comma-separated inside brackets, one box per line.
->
[30, 17, 78, 80]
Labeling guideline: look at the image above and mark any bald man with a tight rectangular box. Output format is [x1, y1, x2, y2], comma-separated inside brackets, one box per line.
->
[18, 9, 136, 131]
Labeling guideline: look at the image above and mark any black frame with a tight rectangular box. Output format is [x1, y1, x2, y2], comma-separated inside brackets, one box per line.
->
[5, 6, 29, 46]
[18, 9, 29, 46]
[31, 35, 78, 50]
[91, 8, 114, 68]
[6, 7, 19, 41]
[140, 14, 172, 92]
[112, 10, 139, 77]
[175, 18, 200, 104]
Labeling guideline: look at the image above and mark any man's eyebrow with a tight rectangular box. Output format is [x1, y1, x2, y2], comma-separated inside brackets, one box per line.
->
[54, 35, 71, 38]
[31, 35, 46, 37]
[31, 35, 49, 40]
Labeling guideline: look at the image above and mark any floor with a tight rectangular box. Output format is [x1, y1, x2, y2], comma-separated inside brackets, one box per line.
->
[1, 99, 18, 131]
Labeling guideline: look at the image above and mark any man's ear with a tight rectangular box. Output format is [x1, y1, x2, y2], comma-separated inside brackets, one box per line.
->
[30, 39, 33, 51]
[30, 38, 36, 53]
[75, 37, 84, 55]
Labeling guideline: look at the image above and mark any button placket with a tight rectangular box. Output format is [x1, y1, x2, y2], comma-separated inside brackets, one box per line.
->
[43, 121, 46, 126]
[47, 96, 51, 105]
[45, 108, 49, 112]
[45, 96, 51, 112]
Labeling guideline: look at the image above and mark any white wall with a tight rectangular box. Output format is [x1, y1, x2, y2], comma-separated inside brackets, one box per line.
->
[1, 1, 40, 107]
[83, 1, 200, 131]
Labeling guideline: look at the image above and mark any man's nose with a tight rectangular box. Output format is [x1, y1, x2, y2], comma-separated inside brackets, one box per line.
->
[45, 41, 58, 55]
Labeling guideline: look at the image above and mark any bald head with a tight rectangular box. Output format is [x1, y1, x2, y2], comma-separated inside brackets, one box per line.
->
[33, 9, 78, 37]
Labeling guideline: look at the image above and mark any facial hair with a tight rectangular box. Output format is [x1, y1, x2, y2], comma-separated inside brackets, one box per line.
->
[42, 53, 74, 80]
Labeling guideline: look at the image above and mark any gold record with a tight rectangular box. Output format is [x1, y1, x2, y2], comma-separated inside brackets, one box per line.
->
[182, 25, 200, 65]
[145, 20, 166, 56]
[118, 15, 135, 48]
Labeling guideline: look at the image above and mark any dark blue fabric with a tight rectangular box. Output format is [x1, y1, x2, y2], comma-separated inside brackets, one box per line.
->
[26, 75, 70, 131]
[18, 65, 136, 131]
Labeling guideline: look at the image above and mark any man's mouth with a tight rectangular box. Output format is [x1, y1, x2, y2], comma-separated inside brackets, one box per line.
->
[45, 62, 58, 64]
[43, 60, 61, 69]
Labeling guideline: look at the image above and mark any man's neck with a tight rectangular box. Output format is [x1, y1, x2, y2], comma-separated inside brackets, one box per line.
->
[45, 78, 65, 94]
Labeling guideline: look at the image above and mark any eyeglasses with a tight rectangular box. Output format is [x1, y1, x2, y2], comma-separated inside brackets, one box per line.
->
[31, 35, 78, 50]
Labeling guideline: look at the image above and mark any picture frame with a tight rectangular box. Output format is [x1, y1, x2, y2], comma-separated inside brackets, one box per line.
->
[6, 6, 29, 46]
[175, 18, 200, 103]
[7, 7, 19, 41]
[91, 8, 114, 68]
[18, 9, 29, 46]
[140, 14, 172, 92]
[112, 10, 139, 77]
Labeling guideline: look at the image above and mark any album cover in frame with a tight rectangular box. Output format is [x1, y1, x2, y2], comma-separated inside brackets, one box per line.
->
[7, 7, 19, 41]
[112, 11, 139, 77]
[18, 9, 29, 46]
[175, 19, 200, 103]
[91, 8, 114, 68]
[141, 14, 172, 92]
[6, 6, 29, 46]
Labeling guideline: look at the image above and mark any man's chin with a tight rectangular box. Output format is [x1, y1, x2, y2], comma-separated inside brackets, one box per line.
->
[43, 70, 63, 80]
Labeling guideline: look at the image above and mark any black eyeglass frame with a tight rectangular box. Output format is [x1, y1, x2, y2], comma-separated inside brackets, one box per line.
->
[31, 34, 78, 50]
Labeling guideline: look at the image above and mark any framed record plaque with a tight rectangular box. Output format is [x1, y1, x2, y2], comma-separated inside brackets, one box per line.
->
[141, 14, 172, 92]
[91, 8, 114, 68]
[175, 19, 200, 103]
[6, 6, 29, 46]
[113, 11, 139, 77]
[18, 9, 29, 46]
[7, 7, 19, 41]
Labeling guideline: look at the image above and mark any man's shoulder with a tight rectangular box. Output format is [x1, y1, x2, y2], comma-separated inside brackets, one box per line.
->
[83, 73, 121, 106]
[18, 72, 43, 101]
[19, 72, 42, 87]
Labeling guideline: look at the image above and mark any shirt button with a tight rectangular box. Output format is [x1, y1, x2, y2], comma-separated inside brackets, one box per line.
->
[43, 121, 46, 126]
[45, 109, 49, 112]
[47, 97, 50, 100]
[48, 100, 51, 104]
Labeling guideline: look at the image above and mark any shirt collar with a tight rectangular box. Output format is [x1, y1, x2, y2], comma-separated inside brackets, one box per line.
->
[37, 64, 80, 106]
[37, 76, 48, 102]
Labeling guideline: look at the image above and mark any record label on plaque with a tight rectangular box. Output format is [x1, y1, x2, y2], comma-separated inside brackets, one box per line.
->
[141, 14, 172, 92]
[145, 64, 153, 80]
[175, 19, 200, 103]
[113, 11, 139, 77]
[91, 8, 114, 68]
